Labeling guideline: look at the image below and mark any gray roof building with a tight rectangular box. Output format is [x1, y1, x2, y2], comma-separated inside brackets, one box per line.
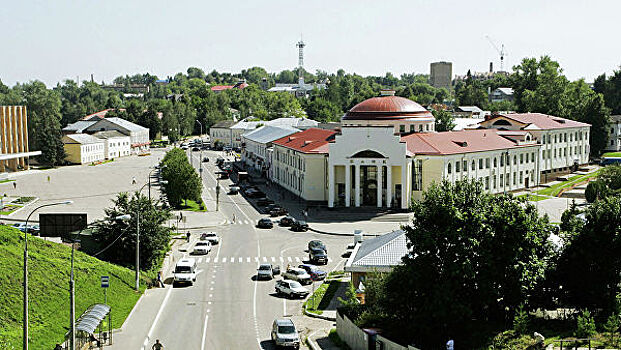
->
[344, 230, 409, 273]
[62, 121, 97, 134]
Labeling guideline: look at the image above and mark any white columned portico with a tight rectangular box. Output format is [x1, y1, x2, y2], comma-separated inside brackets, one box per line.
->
[328, 164, 335, 207]
[376, 165, 383, 207]
[401, 163, 408, 209]
[345, 165, 351, 207]
[386, 165, 392, 207]
[354, 164, 361, 207]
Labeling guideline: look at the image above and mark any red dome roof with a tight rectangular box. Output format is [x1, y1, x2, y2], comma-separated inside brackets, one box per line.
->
[342, 95, 432, 121]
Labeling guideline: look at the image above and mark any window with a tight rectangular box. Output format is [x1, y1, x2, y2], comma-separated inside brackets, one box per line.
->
[463, 160, 467, 172]
[513, 155, 517, 165]
[519, 171, 523, 184]
[554, 134, 557, 143]
[425, 124, 429, 131]
[500, 155, 504, 166]
[419, 124, 423, 132]
[570, 133, 573, 142]
[485, 158, 490, 168]
[410, 125, 415, 132]
[485, 176, 490, 190]
[500, 174, 504, 186]
[447, 163, 452, 174]
[399, 125, 405, 133]
[513, 172, 517, 185]
[412, 160, 423, 191]
[531, 153, 535, 162]
[478, 159, 483, 169]
[520, 154, 524, 164]
[564, 133, 567, 142]
[506, 173, 510, 186]
[456, 161, 461, 172]
[471, 160, 476, 170]
[492, 175, 497, 189]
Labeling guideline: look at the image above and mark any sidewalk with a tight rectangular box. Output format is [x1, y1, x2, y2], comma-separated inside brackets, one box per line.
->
[302, 278, 351, 350]
[166, 208, 227, 232]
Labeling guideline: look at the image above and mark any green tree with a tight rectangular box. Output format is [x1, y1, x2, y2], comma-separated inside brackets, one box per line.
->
[160, 148, 202, 208]
[576, 310, 597, 338]
[455, 71, 488, 108]
[91, 192, 172, 269]
[376, 180, 553, 348]
[513, 304, 529, 335]
[432, 109, 455, 131]
[585, 180, 608, 203]
[594, 69, 621, 115]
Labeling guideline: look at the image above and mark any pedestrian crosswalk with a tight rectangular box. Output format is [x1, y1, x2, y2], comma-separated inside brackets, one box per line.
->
[226, 219, 254, 225]
[193, 256, 321, 264]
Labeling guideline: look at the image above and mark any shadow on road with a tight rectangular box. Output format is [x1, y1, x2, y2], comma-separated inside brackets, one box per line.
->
[259, 339, 277, 350]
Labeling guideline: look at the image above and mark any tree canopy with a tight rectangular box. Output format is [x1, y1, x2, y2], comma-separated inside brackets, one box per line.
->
[160, 148, 202, 208]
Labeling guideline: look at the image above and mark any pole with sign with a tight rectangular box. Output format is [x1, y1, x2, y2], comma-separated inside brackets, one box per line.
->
[101, 276, 109, 305]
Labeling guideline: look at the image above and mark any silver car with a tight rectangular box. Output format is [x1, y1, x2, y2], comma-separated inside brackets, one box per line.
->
[271, 318, 300, 349]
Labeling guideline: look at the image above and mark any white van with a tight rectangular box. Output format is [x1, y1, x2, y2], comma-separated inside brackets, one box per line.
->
[173, 258, 197, 285]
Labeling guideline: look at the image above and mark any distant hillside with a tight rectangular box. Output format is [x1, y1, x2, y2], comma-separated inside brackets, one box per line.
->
[0, 225, 145, 349]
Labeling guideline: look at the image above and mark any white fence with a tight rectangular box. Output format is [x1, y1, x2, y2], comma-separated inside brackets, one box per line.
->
[336, 311, 420, 350]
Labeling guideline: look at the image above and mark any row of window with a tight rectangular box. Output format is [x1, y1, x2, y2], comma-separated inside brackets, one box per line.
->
[275, 167, 303, 192]
[83, 144, 103, 152]
[398, 123, 433, 133]
[447, 152, 536, 174]
[541, 130, 588, 145]
[542, 145, 587, 160]
[275, 150, 305, 171]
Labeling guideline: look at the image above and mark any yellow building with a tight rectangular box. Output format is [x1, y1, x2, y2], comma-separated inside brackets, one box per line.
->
[0, 106, 41, 172]
[62, 134, 105, 164]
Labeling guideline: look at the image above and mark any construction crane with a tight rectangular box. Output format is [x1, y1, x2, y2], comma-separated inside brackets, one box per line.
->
[485, 35, 506, 72]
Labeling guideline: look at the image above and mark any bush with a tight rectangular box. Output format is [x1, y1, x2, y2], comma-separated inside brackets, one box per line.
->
[585, 180, 607, 203]
[576, 310, 597, 338]
[513, 304, 529, 335]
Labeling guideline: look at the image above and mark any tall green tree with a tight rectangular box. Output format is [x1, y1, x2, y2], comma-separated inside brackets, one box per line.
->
[432, 109, 455, 131]
[92, 192, 172, 269]
[594, 69, 621, 115]
[374, 180, 553, 348]
[455, 71, 488, 108]
[160, 148, 202, 208]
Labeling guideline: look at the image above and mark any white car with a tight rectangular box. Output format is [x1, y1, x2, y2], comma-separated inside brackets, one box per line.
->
[275, 280, 309, 299]
[173, 258, 197, 285]
[282, 268, 312, 285]
[200, 232, 220, 244]
[192, 241, 211, 255]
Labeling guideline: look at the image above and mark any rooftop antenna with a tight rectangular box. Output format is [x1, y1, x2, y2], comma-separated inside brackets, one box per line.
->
[296, 35, 305, 84]
[485, 35, 507, 71]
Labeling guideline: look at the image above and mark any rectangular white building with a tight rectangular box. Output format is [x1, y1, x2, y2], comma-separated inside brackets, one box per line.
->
[93, 130, 131, 159]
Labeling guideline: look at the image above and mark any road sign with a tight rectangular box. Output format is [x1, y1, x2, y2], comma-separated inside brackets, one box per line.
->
[101, 276, 109, 288]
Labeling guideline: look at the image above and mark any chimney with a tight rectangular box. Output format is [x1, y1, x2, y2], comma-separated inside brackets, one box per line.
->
[489, 62, 493, 73]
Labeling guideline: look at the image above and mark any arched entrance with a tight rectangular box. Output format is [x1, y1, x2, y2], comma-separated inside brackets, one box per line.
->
[361, 166, 377, 205]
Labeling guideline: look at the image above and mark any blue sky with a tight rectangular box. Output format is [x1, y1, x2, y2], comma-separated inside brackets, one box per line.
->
[2, 0, 619, 86]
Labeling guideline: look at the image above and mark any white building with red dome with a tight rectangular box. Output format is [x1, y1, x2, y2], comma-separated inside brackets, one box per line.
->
[268, 90, 590, 210]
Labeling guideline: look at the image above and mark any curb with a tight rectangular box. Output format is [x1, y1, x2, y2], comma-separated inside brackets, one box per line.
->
[303, 307, 337, 321]
[306, 330, 322, 350]
[308, 227, 380, 237]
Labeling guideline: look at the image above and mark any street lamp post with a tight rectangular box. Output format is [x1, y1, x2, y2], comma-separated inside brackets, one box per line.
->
[23, 200, 73, 350]
[196, 120, 203, 181]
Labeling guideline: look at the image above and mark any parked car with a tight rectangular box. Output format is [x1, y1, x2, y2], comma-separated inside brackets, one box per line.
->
[298, 264, 327, 281]
[192, 147, 200, 151]
[228, 186, 240, 195]
[216, 171, 229, 179]
[257, 218, 274, 229]
[173, 258, 197, 286]
[279, 216, 296, 227]
[282, 267, 312, 285]
[11, 223, 40, 234]
[215, 157, 224, 166]
[192, 241, 211, 255]
[308, 240, 327, 253]
[257, 263, 280, 280]
[256, 197, 274, 207]
[271, 318, 301, 349]
[200, 232, 220, 244]
[291, 220, 309, 232]
[269, 207, 288, 217]
[309, 248, 328, 265]
[202, 156, 209, 162]
[274, 280, 309, 299]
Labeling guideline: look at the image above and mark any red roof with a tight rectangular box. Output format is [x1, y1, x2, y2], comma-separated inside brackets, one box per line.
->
[210, 85, 234, 91]
[80, 108, 123, 121]
[401, 129, 537, 155]
[272, 128, 337, 154]
[343, 95, 432, 121]
[495, 113, 590, 130]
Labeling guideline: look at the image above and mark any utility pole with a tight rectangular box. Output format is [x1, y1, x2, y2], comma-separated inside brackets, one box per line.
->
[69, 240, 78, 350]
[135, 208, 140, 292]
[216, 179, 220, 211]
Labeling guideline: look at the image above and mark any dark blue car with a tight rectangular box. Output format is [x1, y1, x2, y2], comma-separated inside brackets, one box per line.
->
[298, 264, 327, 281]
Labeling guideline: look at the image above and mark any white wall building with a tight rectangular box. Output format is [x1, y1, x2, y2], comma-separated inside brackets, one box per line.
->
[93, 130, 131, 159]
[605, 115, 621, 152]
[242, 125, 299, 174]
[62, 134, 105, 164]
[86, 117, 150, 152]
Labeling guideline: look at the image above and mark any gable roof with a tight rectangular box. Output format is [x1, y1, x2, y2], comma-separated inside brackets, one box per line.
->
[268, 117, 318, 129]
[243, 125, 299, 144]
[211, 120, 236, 129]
[63, 134, 104, 145]
[97, 117, 148, 132]
[401, 129, 536, 155]
[495, 87, 514, 95]
[456, 106, 483, 113]
[494, 113, 590, 130]
[62, 120, 97, 133]
[80, 108, 122, 121]
[231, 120, 263, 130]
[345, 230, 408, 272]
[93, 130, 129, 139]
[272, 128, 337, 154]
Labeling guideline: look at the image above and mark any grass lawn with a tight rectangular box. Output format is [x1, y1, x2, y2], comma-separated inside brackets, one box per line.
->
[536, 169, 601, 197]
[0, 225, 148, 349]
[0, 205, 21, 215]
[304, 279, 341, 315]
[517, 194, 549, 202]
[13, 197, 35, 205]
[328, 328, 351, 350]
[0, 179, 15, 184]
[602, 152, 621, 158]
[181, 199, 206, 212]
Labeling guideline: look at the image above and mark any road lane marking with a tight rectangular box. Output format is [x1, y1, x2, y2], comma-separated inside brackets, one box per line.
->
[279, 257, 284, 263]
[213, 257, 218, 263]
[205, 257, 210, 263]
[254, 257, 258, 262]
[231, 256, 235, 263]
[271, 257, 275, 262]
[198, 258, 203, 263]
[222, 257, 226, 263]
[200, 314, 209, 350]
[263, 257, 267, 262]
[142, 284, 173, 350]
[287, 257, 292, 262]
[247, 257, 251, 262]
[295, 257, 300, 262]
[239, 257, 243, 263]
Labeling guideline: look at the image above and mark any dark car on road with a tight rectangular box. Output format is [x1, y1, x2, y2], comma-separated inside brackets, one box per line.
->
[270, 207, 288, 217]
[309, 248, 328, 265]
[308, 240, 327, 253]
[279, 216, 296, 227]
[203, 156, 209, 162]
[257, 218, 274, 229]
[257, 197, 275, 207]
[290, 220, 309, 232]
[298, 264, 327, 281]
[192, 147, 200, 151]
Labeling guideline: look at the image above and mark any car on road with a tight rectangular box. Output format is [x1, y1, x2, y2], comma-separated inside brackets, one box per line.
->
[271, 318, 301, 349]
[192, 147, 200, 151]
[290, 220, 309, 232]
[256, 197, 274, 207]
[257, 218, 273, 229]
[192, 241, 211, 255]
[279, 216, 296, 227]
[173, 258, 197, 286]
[215, 157, 224, 166]
[297, 264, 327, 281]
[308, 240, 327, 253]
[12, 223, 40, 234]
[200, 232, 220, 244]
[309, 248, 328, 265]
[216, 171, 229, 179]
[202, 156, 209, 162]
[257, 263, 280, 280]
[269, 207, 288, 217]
[282, 267, 312, 285]
[228, 186, 240, 195]
[244, 188, 264, 198]
[274, 280, 309, 299]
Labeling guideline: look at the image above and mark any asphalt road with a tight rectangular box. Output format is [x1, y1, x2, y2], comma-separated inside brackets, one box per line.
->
[122, 149, 352, 350]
